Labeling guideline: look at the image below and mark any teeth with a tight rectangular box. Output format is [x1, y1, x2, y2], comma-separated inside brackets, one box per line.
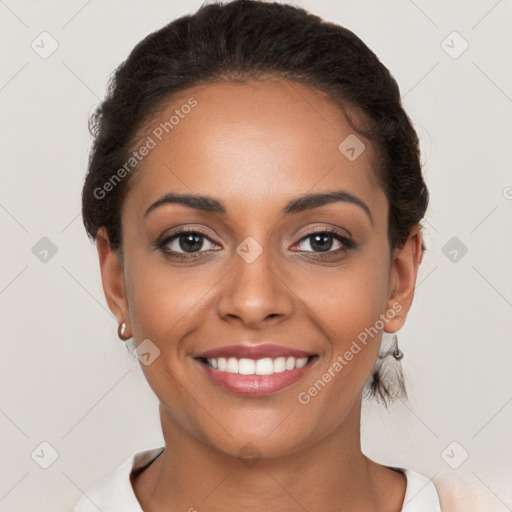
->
[207, 356, 310, 374]
[226, 357, 238, 373]
[256, 358, 274, 375]
[238, 358, 255, 375]
[273, 357, 286, 373]
[295, 357, 308, 368]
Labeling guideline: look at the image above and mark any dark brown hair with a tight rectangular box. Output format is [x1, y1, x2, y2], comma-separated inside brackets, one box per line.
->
[81, 0, 428, 404]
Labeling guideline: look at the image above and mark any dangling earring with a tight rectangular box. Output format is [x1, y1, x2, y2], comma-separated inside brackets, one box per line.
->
[382, 333, 406, 400]
[364, 333, 407, 405]
[117, 321, 130, 341]
[391, 334, 404, 360]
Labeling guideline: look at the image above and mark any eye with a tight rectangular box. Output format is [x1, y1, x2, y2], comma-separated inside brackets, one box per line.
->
[292, 229, 354, 258]
[156, 227, 355, 261]
[157, 228, 219, 259]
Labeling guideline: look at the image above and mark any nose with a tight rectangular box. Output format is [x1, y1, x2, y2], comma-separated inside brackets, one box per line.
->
[216, 241, 294, 329]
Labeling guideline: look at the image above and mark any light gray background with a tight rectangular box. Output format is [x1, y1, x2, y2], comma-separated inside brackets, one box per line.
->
[1, 1, 511, 511]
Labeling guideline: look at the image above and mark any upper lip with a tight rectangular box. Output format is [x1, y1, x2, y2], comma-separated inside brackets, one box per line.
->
[195, 343, 315, 360]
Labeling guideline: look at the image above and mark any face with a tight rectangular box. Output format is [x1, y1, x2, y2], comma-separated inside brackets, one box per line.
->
[98, 76, 421, 459]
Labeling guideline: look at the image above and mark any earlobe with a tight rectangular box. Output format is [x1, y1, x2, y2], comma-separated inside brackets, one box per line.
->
[96, 227, 131, 334]
[384, 226, 423, 333]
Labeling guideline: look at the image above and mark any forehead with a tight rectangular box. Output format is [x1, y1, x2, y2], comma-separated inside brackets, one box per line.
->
[123, 77, 385, 222]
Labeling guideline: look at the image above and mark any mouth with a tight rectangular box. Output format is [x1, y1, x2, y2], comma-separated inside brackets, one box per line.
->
[194, 347, 318, 397]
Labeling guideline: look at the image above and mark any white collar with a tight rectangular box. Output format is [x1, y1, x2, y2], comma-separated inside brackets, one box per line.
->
[75, 446, 442, 511]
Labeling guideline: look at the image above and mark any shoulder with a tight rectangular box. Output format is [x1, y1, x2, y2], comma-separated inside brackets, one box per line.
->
[400, 468, 477, 512]
[391, 467, 442, 511]
[73, 446, 165, 512]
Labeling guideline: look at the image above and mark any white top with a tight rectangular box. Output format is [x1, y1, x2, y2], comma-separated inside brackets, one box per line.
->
[74, 446, 442, 512]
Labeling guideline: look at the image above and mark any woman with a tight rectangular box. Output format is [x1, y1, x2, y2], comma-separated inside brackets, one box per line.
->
[75, 0, 442, 510]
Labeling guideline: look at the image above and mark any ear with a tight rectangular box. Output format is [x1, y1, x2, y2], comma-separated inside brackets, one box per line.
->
[96, 227, 131, 337]
[384, 225, 423, 333]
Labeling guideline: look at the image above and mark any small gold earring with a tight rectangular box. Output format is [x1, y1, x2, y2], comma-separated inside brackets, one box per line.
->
[117, 321, 130, 341]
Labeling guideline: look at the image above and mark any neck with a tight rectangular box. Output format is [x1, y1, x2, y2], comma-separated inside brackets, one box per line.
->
[132, 400, 406, 512]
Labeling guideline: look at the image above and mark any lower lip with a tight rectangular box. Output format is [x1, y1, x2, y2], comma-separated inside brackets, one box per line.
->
[196, 358, 316, 397]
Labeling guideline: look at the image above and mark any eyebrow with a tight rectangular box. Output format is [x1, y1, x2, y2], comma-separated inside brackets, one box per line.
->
[144, 190, 373, 224]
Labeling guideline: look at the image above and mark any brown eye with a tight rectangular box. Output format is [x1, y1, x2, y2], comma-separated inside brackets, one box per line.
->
[291, 229, 355, 261]
[295, 230, 353, 253]
[157, 229, 219, 259]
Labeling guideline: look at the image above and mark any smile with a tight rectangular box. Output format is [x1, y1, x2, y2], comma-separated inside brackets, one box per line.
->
[195, 353, 318, 396]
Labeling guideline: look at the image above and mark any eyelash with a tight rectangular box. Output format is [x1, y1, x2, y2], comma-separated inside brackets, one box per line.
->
[156, 227, 355, 261]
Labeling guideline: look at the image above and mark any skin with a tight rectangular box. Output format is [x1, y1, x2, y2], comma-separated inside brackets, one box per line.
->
[96, 76, 422, 511]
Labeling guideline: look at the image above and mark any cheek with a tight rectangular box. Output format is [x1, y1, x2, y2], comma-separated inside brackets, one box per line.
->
[292, 246, 391, 407]
[125, 256, 217, 345]
[296, 251, 391, 346]
[122, 256, 223, 434]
